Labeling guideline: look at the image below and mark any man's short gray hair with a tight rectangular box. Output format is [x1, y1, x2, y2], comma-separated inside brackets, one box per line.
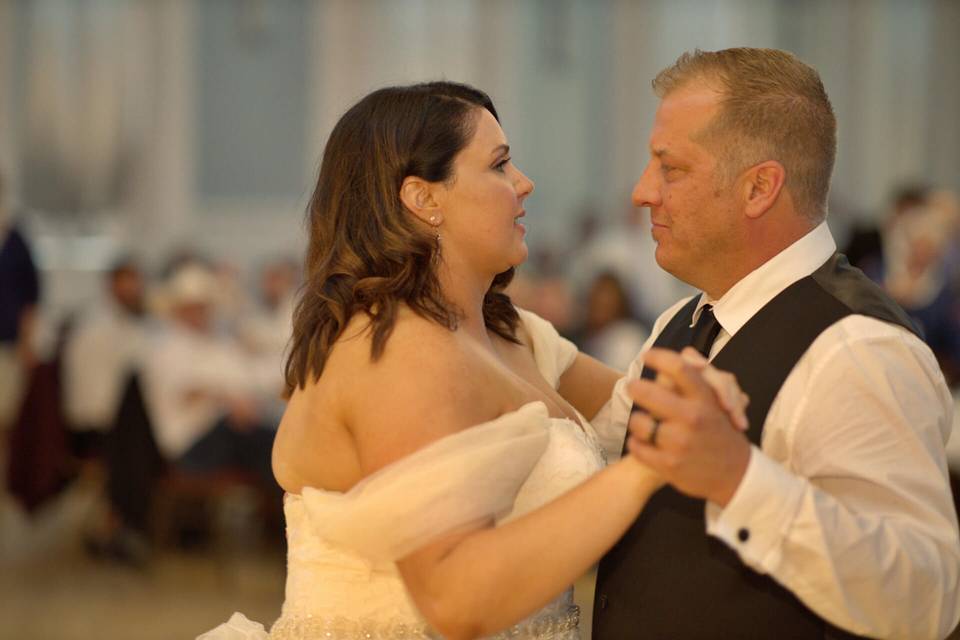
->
[653, 48, 837, 222]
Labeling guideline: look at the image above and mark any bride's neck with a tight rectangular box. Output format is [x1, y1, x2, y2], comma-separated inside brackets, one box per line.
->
[437, 264, 494, 345]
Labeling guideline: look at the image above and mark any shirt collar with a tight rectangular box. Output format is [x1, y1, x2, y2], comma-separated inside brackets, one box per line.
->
[691, 222, 837, 336]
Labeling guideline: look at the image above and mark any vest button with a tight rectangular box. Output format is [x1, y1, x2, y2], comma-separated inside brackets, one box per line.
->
[737, 527, 750, 542]
[598, 594, 608, 610]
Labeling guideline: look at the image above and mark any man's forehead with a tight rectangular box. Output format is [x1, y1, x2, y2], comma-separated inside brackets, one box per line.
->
[649, 84, 722, 152]
[657, 85, 722, 123]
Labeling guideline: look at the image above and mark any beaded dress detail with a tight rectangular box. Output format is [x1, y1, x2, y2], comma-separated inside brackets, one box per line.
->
[198, 310, 604, 639]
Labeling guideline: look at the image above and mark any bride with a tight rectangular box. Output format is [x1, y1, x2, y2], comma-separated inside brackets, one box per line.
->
[200, 81, 746, 640]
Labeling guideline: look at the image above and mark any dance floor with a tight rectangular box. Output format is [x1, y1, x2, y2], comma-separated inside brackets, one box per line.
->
[0, 477, 284, 640]
[0, 476, 597, 640]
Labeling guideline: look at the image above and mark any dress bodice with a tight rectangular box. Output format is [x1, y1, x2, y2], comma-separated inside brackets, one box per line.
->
[271, 403, 605, 638]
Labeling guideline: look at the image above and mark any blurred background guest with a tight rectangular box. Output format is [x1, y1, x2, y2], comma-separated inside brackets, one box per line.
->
[882, 187, 960, 386]
[567, 205, 692, 328]
[237, 257, 300, 416]
[143, 263, 277, 490]
[0, 172, 40, 438]
[57, 258, 153, 562]
[573, 271, 648, 372]
[62, 258, 151, 456]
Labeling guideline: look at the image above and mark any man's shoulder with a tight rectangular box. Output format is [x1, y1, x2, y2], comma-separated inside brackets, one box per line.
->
[810, 313, 934, 363]
[792, 314, 948, 402]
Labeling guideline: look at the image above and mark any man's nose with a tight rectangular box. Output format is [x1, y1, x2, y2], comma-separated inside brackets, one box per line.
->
[631, 163, 660, 209]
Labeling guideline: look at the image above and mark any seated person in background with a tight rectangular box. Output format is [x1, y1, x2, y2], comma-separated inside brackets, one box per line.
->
[143, 264, 277, 491]
[236, 257, 300, 421]
[0, 172, 40, 435]
[576, 270, 649, 371]
[883, 188, 960, 385]
[63, 258, 152, 456]
[61, 258, 155, 561]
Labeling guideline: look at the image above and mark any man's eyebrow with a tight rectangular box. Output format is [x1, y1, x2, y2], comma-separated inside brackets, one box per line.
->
[651, 147, 671, 158]
[490, 144, 510, 157]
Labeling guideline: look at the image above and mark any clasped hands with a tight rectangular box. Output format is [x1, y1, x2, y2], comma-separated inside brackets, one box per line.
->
[626, 347, 752, 508]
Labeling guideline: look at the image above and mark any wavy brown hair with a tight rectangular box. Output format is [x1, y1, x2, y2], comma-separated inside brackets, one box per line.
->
[284, 82, 521, 396]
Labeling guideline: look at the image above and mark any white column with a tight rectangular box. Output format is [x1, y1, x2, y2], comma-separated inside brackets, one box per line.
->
[0, 0, 18, 204]
[138, 0, 195, 266]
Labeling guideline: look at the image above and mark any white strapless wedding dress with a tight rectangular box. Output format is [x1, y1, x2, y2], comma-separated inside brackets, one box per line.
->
[199, 310, 605, 640]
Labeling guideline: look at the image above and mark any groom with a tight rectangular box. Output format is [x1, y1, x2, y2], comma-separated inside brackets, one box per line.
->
[592, 48, 960, 639]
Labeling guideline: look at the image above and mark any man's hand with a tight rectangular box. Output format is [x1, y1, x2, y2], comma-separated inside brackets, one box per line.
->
[626, 347, 751, 507]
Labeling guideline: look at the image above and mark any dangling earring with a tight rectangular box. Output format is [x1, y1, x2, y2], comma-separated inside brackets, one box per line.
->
[427, 214, 442, 251]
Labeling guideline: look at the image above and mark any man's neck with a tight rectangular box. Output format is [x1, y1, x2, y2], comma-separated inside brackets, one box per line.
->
[703, 219, 818, 299]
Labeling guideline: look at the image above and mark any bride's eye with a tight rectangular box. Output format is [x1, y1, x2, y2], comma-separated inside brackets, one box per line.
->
[493, 157, 510, 173]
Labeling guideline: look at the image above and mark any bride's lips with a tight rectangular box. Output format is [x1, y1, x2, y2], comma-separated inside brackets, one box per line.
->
[515, 209, 526, 233]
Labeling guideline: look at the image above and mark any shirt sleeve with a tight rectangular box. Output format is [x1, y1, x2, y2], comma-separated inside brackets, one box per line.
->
[706, 319, 960, 639]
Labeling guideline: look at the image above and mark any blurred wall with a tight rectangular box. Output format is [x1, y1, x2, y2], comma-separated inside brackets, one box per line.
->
[1, 0, 959, 321]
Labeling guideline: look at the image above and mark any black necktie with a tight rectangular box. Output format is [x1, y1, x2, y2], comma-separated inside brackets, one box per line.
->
[624, 304, 723, 454]
[690, 305, 722, 358]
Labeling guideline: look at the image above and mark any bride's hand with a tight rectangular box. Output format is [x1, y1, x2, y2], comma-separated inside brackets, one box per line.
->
[654, 347, 749, 431]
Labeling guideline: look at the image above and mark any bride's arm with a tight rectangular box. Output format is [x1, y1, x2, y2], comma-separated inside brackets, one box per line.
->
[397, 457, 658, 640]
[514, 308, 745, 425]
[556, 352, 621, 419]
[558, 350, 748, 430]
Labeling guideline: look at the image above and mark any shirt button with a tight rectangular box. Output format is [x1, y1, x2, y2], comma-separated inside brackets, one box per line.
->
[737, 528, 750, 543]
[598, 594, 608, 610]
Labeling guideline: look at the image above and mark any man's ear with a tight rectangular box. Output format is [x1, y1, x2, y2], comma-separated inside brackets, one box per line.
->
[742, 161, 786, 219]
[399, 176, 443, 226]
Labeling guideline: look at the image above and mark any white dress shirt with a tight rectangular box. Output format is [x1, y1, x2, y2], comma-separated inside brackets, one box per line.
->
[593, 222, 960, 639]
[142, 322, 265, 459]
[63, 301, 151, 431]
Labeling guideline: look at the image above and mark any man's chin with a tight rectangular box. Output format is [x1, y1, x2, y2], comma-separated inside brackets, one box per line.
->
[653, 245, 671, 271]
[653, 247, 686, 281]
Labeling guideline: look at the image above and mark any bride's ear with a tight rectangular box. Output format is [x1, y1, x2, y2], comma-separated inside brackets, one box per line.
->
[399, 176, 443, 227]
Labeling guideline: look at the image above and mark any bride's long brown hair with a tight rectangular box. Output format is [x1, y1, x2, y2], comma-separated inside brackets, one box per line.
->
[284, 82, 520, 396]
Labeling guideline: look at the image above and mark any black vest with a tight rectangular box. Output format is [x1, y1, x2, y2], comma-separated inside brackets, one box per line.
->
[592, 254, 918, 640]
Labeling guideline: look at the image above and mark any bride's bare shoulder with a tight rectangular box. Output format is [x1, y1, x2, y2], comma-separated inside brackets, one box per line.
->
[335, 309, 504, 474]
[276, 309, 520, 491]
[325, 308, 459, 381]
[275, 310, 470, 490]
